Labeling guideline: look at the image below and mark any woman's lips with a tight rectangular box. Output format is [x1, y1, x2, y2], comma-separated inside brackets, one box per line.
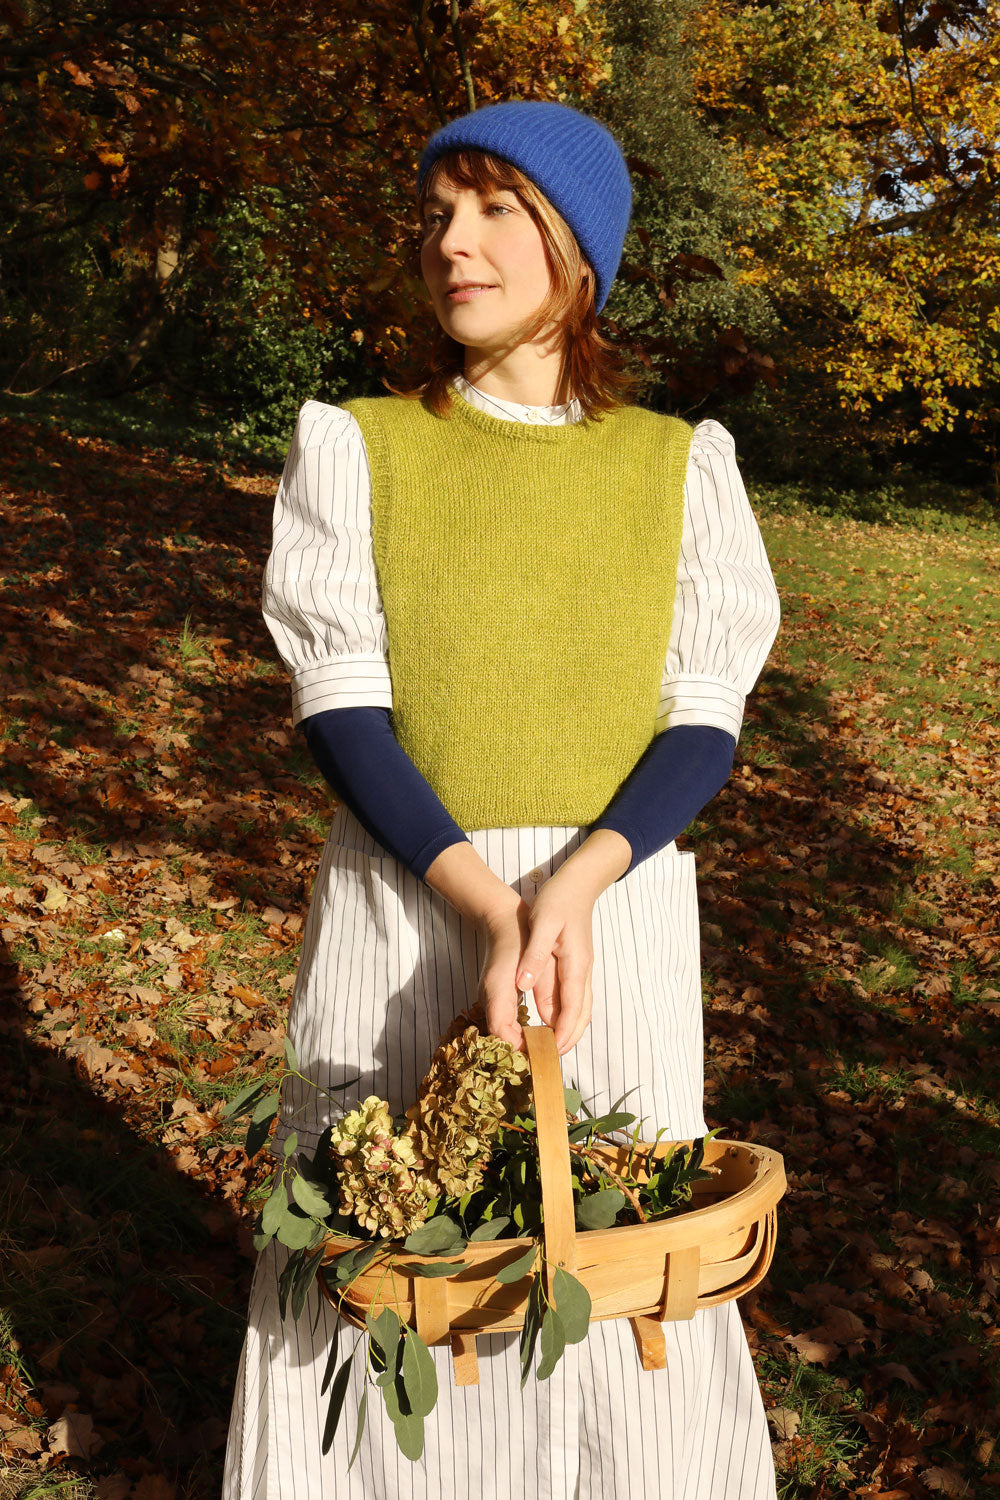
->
[446, 285, 496, 303]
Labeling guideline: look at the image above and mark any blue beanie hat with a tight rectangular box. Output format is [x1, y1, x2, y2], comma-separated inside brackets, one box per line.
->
[417, 100, 632, 314]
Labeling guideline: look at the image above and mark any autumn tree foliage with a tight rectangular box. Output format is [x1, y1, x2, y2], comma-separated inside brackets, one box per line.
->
[0, 0, 608, 421]
[3, 0, 998, 475]
[685, 0, 1000, 471]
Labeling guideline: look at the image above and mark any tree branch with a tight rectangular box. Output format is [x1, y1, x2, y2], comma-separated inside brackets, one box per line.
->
[449, 0, 475, 114]
[410, 0, 448, 126]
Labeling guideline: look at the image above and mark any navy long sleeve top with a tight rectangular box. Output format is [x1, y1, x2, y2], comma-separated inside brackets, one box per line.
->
[300, 707, 735, 883]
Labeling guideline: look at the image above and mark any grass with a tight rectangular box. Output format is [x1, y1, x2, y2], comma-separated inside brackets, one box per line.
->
[757, 1355, 867, 1499]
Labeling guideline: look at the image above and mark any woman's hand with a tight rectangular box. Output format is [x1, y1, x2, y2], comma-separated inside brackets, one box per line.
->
[427, 829, 632, 1056]
[475, 893, 532, 1054]
[514, 830, 632, 1055]
[514, 867, 596, 1055]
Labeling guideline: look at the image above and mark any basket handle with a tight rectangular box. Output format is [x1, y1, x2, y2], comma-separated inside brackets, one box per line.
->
[523, 1023, 578, 1278]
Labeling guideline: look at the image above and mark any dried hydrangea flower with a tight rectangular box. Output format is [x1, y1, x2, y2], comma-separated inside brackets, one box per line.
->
[402, 1005, 532, 1199]
[327, 1095, 431, 1238]
[325, 1003, 533, 1237]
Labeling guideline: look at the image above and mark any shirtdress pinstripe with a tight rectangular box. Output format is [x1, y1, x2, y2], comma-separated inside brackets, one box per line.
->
[222, 377, 782, 1499]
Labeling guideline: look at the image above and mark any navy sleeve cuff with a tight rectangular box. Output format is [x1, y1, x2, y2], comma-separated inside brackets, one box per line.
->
[589, 725, 736, 878]
[300, 706, 470, 883]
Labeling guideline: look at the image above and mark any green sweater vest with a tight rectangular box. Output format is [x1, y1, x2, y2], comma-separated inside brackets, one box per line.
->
[343, 391, 693, 829]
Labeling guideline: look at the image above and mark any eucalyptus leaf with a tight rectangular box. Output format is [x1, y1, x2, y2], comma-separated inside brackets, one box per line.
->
[496, 1244, 538, 1284]
[251, 1227, 274, 1253]
[320, 1317, 342, 1394]
[408, 1259, 467, 1277]
[251, 1089, 282, 1125]
[321, 1347, 357, 1455]
[276, 1207, 321, 1250]
[328, 1241, 379, 1285]
[346, 1384, 367, 1471]
[518, 1273, 545, 1388]
[221, 1077, 268, 1119]
[391, 1406, 425, 1461]
[367, 1308, 402, 1388]
[552, 1267, 592, 1344]
[330, 1072, 362, 1091]
[368, 1331, 388, 1382]
[401, 1327, 438, 1419]
[291, 1174, 333, 1218]
[277, 1246, 304, 1321]
[536, 1306, 566, 1380]
[402, 1215, 465, 1256]
[261, 1183, 288, 1238]
[282, 1132, 298, 1157]
[325, 1245, 363, 1282]
[575, 1188, 626, 1230]
[585, 1110, 637, 1135]
[469, 1216, 511, 1241]
[377, 1337, 404, 1411]
[290, 1248, 323, 1320]
[563, 1085, 583, 1115]
[283, 1037, 299, 1071]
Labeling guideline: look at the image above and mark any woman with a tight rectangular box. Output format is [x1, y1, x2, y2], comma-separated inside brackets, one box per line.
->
[224, 100, 782, 1499]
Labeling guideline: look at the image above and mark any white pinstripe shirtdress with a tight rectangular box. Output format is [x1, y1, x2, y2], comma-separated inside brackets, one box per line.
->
[223, 377, 782, 1499]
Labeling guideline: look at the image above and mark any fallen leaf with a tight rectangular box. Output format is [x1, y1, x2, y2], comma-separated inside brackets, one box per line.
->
[96, 1477, 132, 1500]
[876, 1362, 924, 1388]
[766, 1406, 800, 1439]
[920, 1467, 970, 1496]
[784, 1330, 839, 1365]
[132, 1475, 177, 1500]
[47, 1409, 101, 1457]
[6, 1426, 43, 1453]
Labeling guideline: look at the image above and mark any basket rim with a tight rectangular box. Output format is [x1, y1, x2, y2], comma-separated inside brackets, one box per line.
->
[316, 1136, 785, 1270]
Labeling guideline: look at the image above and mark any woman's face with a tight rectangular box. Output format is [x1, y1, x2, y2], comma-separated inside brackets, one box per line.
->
[419, 174, 554, 354]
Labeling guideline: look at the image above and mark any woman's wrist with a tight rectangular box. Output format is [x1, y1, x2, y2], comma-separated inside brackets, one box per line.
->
[550, 828, 632, 901]
[423, 839, 520, 925]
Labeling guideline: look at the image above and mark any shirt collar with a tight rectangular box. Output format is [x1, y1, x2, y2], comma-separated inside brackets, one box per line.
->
[451, 371, 583, 427]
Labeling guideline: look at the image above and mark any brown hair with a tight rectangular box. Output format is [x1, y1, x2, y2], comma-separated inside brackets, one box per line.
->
[386, 148, 640, 421]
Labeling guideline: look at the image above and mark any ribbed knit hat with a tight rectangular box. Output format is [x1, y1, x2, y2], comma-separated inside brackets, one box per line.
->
[417, 101, 632, 313]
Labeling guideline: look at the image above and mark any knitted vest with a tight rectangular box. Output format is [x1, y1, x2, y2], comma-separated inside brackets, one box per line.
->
[343, 391, 692, 829]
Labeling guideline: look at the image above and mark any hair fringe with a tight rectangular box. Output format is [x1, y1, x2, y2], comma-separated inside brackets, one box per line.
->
[384, 149, 641, 421]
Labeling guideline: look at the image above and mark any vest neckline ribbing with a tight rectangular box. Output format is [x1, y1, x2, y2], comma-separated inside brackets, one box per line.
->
[447, 383, 607, 443]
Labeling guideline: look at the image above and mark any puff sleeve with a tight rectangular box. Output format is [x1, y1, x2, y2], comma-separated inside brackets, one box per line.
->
[262, 401, 393, 726]
[656, 419, 781, 741]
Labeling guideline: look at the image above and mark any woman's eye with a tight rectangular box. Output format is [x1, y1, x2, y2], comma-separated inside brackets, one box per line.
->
[420, 201, 512, 232]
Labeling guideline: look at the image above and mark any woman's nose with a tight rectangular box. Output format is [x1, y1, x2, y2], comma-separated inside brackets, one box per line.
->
[437, 207, 479, 260]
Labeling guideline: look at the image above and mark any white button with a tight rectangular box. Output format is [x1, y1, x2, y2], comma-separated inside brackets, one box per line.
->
[528, 867, 545, 884]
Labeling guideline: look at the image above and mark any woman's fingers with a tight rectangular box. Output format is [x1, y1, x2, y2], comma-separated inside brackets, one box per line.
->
[529, 954, 558, 1025]
[557, 969, 594, 1055]
[515, 889, 597, 1054]
[481, 975, 525, 1052]
[477, 901, 529, 1053]
[515, 916, 562, 994]
[552, 955, 593, 1054]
